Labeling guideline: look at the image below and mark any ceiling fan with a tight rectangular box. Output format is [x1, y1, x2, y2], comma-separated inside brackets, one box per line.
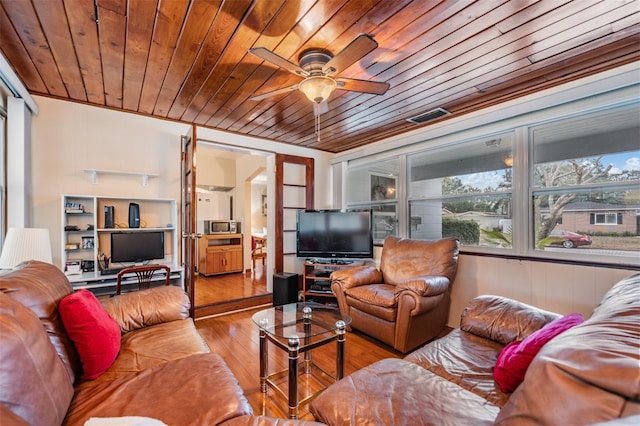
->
[248, 34, 390, 107]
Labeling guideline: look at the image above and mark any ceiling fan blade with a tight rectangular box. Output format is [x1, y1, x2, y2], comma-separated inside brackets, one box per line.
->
[322, 34, 378, 76]
[249, 47, 309, 77]
[313, 101, 329, 117]
[249, 84, 300, 101]
[336, 78, 390, 95]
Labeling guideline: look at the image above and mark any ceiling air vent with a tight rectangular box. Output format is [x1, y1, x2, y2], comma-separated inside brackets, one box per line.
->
[406, 107, 450, 124]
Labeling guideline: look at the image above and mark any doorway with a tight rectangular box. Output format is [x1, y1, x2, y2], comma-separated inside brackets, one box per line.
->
[193, 142, 272, 316]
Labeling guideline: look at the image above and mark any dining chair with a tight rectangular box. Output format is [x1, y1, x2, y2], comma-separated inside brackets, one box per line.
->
[115, 264, 171, 295]
[251, 235, 267, 270]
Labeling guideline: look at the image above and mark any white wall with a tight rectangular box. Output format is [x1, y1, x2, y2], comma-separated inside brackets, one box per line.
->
[449, 255, 634, 325]
[235, 154, 268, 270]
[196, 152, 236, 188]
[250, 181, 267, 233]
[30, 96, 333, 271]
[31, 96, 189, 267]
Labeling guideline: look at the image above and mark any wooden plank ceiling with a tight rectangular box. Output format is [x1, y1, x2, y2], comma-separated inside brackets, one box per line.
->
[1, 0, 638, 153]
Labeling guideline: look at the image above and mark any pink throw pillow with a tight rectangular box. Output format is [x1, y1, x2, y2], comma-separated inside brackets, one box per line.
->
[59, 289, 121, 379]
[494, 313, 584, 392]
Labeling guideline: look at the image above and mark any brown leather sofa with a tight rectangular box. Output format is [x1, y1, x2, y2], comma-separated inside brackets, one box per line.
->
[311, 273, 640, 425]
[331, 237, 459, 353]
[0, 261, 320, 426]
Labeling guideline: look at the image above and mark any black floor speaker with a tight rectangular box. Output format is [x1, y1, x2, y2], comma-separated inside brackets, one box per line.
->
[273, 273, 299, 307]
[104, 206, 114, 228]
[128, 203, 140, 228]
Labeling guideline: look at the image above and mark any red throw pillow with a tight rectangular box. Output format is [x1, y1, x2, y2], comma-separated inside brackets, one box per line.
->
[59, 289, 121, 379]
[494, 313, 584, 392]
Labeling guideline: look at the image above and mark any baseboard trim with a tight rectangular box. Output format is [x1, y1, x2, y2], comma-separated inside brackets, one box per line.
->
[194, 294, 272, 318]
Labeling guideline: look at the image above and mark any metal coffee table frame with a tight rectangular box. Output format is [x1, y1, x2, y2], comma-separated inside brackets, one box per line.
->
[253, 303, 350, 419]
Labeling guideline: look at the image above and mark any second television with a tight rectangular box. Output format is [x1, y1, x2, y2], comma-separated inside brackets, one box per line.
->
[110, 231, 165, 263]
[296, 209, 373, 259]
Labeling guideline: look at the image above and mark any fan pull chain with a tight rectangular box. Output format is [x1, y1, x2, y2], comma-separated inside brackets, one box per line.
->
[315, 109, 321, 142]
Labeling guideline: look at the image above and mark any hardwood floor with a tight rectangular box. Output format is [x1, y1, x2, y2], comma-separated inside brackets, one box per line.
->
[195, 308, 403, 421]
[194, 265, 271, 318]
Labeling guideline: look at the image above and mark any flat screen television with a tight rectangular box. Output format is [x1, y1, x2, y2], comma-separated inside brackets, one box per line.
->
[296, 209, 373, 259]
[110, 231, 165, 263]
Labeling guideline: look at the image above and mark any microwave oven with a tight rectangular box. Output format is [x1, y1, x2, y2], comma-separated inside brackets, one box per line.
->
[204, 220, 239, 234]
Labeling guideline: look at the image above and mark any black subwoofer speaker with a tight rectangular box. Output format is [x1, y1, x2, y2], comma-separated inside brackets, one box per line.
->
[273, 273, 299, 307]
[104, 206, 114, 228]
[128, 203, 140, 228]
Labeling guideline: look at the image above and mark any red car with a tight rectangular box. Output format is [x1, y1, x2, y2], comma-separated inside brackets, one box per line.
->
[548, 230, 592, 248]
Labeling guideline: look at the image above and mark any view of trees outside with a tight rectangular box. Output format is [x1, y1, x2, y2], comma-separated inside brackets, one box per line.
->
[533, 152, 640, 253]
[439, 150, 639, 253]
[440, 169, 513, 248]
[347, 104, 638, 262]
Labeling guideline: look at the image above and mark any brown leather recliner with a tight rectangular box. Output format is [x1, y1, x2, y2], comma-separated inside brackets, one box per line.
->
[331, 236, 459, 353]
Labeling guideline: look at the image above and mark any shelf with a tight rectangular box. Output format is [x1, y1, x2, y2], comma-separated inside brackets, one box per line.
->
[96, 227, 175, 232]
[84, 169, 159, 186]
[306, 291, 334, 296]
[302, 260, 364, 303]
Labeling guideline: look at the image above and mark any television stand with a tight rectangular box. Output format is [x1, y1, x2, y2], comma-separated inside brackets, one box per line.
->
[302, 259, 365, 304]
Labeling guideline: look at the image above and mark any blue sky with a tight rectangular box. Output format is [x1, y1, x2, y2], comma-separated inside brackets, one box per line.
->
[459, 151, 640, 191]
[606, 152, 640, 174]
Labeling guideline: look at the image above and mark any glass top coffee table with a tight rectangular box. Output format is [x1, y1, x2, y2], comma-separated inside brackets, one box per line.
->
[252, 303, 351, 419]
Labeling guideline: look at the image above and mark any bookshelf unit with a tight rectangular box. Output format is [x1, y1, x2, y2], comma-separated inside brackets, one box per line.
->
[61, 195, 181, 294]
[62, 195, 97, 275]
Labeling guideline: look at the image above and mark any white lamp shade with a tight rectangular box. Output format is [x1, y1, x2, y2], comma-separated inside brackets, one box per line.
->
[298, 76, 337, 103]
[0, 228, 53, 269]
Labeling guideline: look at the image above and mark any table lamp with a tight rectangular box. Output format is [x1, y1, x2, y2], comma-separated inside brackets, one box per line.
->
[0, 228, 53, 269]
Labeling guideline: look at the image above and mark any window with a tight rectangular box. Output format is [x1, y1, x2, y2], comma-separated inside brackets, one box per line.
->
[0, 84, 6, 247]
[591, 213, 621, 225]
[408, 134, 513, 249]
[532, 103, 640, 255]
[341, 98, 639, 264]
[346, 159, 399, 244]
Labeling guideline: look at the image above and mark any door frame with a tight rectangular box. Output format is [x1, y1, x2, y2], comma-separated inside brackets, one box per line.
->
[275, 154, 314, 274]
[181, 126, 197, 318]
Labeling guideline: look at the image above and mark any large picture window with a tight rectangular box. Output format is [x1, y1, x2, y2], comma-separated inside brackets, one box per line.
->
[341, 98, 639, 265]
[408, 134, 514, 249]
[346, 159, 399, 244]
[532, 104, 640, 256]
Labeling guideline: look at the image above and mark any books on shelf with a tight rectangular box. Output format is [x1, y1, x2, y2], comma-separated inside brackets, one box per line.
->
[65, 202, 85, 213]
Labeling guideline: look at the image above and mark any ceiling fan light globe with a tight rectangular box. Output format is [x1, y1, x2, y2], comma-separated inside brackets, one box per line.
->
[299, 76, 337, 103]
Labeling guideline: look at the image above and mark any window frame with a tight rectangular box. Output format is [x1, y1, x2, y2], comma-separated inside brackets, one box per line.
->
[341, 99, 639, 267]
[345, 158, 403, 245]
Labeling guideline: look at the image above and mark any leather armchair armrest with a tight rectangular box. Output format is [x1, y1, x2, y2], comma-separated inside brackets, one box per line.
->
[101, 286, 190, 334]
[330, 266, 383, 290]
[395, 275, 450, 298]
[331, 266, 382, 327]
